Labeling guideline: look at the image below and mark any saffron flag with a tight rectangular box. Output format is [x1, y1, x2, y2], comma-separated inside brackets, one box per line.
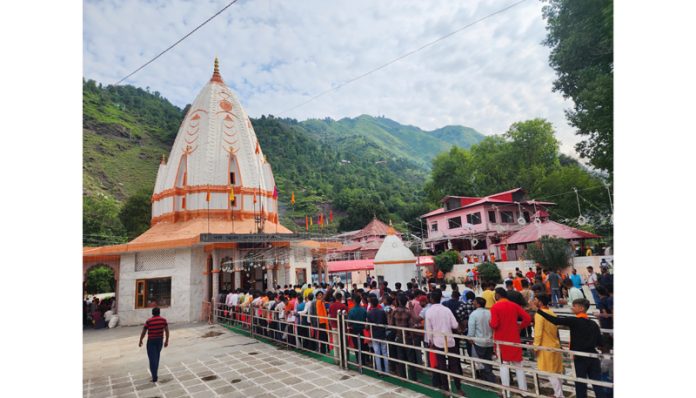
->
[291, 192, 295, 205]
[319, 213, 324, 226]
[255, 141, 260, 154]
[305, 215, 308, 231]
[206, 190, 211, 202]
[329, 210, 333, 223]
[273, 185, 278, 200]
[229, 187, 235, 204]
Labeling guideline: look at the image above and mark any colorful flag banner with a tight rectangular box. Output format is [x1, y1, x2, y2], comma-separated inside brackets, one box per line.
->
[272, 185, 278, 200]
[329, 210, 333, 223]
[291, 192, 295, 205]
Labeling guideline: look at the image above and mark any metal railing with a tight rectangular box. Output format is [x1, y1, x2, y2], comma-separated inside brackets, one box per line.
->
[207, 302, 613, 398]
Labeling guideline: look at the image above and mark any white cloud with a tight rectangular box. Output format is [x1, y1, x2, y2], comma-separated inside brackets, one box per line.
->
[84, 0, 580, 156]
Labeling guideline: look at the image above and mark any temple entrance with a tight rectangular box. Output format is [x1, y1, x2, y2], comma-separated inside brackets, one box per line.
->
[241, 251, 266, 291]
[219, 256, 233, 293]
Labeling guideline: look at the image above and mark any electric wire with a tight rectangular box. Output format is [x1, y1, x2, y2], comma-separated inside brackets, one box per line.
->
[113, 0, 241, 85]
[278, 0, 530, 116]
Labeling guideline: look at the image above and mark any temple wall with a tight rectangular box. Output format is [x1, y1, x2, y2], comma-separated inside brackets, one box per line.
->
[117, 248, 205, 326]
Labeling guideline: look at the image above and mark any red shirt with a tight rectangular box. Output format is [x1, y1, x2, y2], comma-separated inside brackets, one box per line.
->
[144, 315, 168, 340]
[525, 271, 536, 281]
[328, 302, 347, 329]
[489, 299, 531, 362]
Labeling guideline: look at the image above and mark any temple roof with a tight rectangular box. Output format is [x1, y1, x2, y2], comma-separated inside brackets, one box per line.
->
[503, 219, 600, 245]
[353, 217, 397, 240]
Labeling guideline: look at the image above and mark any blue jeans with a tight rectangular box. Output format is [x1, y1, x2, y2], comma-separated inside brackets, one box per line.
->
[146, 339, 163, 381]
[590, 288, 600, 306]
[551, 288, 561, 307]
[372, 341, 389, 373]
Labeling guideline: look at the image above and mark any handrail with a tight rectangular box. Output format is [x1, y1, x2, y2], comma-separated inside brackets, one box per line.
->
[210, 302, 613, 397]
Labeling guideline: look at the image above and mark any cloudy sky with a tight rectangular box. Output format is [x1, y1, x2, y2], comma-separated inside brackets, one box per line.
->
[84, 0, 579, 155]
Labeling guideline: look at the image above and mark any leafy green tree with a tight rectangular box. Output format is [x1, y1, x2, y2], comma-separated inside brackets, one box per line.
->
[424, 146, 476, 202]
[426, 118, 561, 198]
[434, 250, 460, 274]
[477, 262, 502, 284]
[119, 191, 152, 239]
[83, 194, 127, 246]
[85, 265, 115, 294]
[503, 119, 560, 193]
[542, 0, 613, 173]
[526, 236, 572, 272]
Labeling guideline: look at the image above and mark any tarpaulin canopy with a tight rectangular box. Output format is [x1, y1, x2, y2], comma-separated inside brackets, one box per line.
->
[504, 220, 600, 245]
[417, 256, 434, 266]
[327, 259, 374, 273]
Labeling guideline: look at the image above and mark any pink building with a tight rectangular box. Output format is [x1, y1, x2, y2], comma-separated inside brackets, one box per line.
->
[420, 188, 554, 260]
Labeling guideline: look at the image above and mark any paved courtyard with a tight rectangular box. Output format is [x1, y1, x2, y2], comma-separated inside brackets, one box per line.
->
[83, 322, 430, 398]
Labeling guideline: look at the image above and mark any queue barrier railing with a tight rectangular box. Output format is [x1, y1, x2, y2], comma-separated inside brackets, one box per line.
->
[207, 301, 613, 398]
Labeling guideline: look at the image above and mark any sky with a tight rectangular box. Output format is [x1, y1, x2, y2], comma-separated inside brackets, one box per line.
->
[83, 0, 579, 155]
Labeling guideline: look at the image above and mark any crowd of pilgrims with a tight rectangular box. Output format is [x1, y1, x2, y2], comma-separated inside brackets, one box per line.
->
[218, 266, 613, 398]
[83, 296, 118, 329]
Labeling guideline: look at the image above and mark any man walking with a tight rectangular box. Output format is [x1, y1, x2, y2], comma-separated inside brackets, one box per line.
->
[586, 266, 600, 306]
[138, 307, 169, 383]
[547, 269, 562, 308]
[569, 268, 583, 290]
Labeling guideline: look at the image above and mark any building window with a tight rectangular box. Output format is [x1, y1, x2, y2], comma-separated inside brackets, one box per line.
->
[488, 211, 496, 223]
[501, 211, 514, 223]
[431, 222, 438, 232]
[229, 172, 236, 185]
[448, 216, 462, 229]
[135, 278, 172, 309]
[466, 212, 482, 225]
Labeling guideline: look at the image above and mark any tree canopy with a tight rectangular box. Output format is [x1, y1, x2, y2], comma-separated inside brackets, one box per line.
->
[526, 236, 572, 272]
[85, 265, 116, 294]
[542, 0, 613, 174]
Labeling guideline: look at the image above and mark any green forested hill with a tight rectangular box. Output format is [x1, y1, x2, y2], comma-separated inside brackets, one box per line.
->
[299, 115, 484, 167]
[83, 80, 483, 243]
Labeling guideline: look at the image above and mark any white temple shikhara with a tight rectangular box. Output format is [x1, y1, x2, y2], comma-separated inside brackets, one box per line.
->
[83, 59, 337, 325]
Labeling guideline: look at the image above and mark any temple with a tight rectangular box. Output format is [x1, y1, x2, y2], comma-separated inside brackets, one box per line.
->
[83, 59, 337, 325]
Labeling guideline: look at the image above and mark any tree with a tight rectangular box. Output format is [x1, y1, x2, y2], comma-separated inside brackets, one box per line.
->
[434, 250, 460, 274]
[526, 236, 572, 272]
[543, 0, 613, 174]
[426, 119, 561, 199]
[119, 191, 152, 239]
[477, 262, 502, 284]
[502, 119, 560, 193]
[85, 265, 115, 294]
[83, 194, 127, 246]
[424, 146, 476, 202]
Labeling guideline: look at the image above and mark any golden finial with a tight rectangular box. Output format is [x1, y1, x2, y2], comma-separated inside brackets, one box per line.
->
[211, 56, 223, 83]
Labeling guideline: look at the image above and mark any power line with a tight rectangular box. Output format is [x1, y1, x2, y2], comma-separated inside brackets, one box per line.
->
[279, 0, 530, 115]
[114, 0, 241, 86]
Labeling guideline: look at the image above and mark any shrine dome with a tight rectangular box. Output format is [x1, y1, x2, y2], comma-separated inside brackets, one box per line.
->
[150, 58, 279, 226]
[373, 226, 417, 286]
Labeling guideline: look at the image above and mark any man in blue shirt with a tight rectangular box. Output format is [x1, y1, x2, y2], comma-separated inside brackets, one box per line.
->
[467, 297, 495, 382]
[347, 294, 369, 366]
[569, 268, 583, 289]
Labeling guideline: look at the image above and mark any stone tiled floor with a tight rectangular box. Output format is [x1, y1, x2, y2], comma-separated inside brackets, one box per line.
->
[83, 322, 429, 398]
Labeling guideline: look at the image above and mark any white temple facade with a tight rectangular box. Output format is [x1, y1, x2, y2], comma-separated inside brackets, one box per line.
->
[373, 226, 417, 288]
[83, 60, 330, 326]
